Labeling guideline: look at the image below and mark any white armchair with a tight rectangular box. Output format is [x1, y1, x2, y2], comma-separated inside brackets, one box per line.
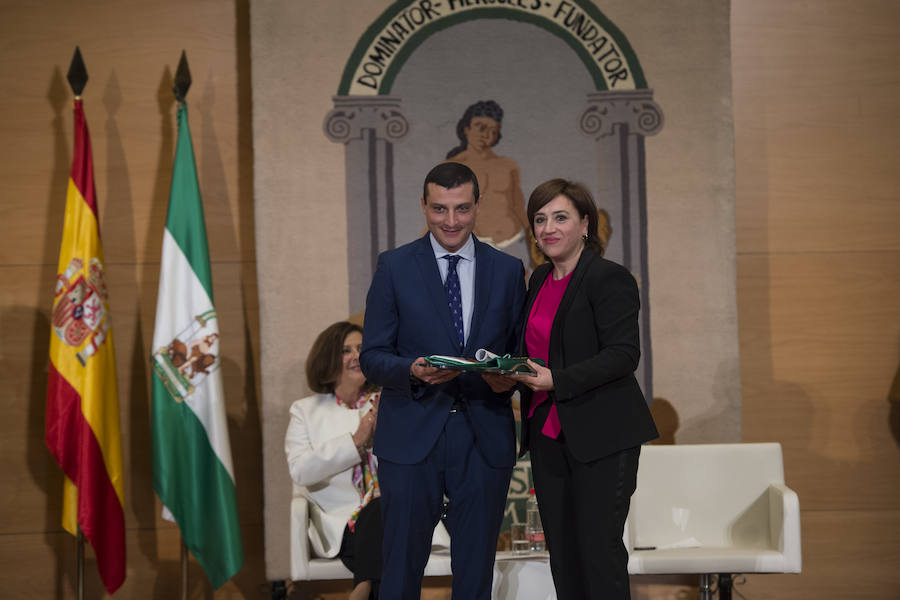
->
[289, 487, 452, 581]
[625, 443, 801, 599]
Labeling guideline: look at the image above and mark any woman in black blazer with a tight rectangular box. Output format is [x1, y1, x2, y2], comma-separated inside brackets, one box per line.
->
[510, 179, 658, 599]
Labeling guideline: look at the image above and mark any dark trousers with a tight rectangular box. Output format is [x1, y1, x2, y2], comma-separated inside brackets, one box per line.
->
[529, 401, 640, 600]
[378, 410, 512, 599]
[340, 497, 383, 591]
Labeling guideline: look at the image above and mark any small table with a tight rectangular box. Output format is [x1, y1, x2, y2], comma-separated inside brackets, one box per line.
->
[492, 551, 556, 600]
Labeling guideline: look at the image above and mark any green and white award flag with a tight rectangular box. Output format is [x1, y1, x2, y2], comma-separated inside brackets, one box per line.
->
[151, 102, 243, 588]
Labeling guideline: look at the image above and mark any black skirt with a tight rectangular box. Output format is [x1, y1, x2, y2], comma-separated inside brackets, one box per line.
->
[339, 497, 383, 591]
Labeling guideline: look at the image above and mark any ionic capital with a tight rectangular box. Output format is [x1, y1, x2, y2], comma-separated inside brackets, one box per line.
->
[580, 90, 664, 139]
[323, 96, 410, 143]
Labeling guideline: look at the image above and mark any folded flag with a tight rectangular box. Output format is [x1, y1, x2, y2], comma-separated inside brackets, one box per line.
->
[424, 349, 545, 375]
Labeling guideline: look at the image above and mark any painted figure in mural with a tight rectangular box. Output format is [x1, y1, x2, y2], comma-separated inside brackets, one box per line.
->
[502, 179, 659, 598]
[360, 162, 525, 598]
[287, 322, 446, 600]
[444, 100, 537, 267]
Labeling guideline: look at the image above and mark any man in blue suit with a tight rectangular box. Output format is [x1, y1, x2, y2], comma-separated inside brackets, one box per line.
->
[361, 162, 526, 599]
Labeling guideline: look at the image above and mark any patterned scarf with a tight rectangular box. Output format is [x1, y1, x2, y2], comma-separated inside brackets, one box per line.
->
[337, 390, 381, 532]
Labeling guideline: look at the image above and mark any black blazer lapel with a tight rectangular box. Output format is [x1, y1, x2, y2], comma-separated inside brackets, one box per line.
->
[548, 249, 600, 365]
[414, 234, 460, 351]
[517, 261, 550, 455]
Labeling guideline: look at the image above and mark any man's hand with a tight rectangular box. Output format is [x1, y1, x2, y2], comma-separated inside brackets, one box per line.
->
[481, 372, 517, 393]
[410, 357, 461, 385]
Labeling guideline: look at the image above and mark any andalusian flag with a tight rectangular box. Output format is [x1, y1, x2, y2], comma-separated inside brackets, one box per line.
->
[150, 102, 243, 588]
[45, 98, 126, 594]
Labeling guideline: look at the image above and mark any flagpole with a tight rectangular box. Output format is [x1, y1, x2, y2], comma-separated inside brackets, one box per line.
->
[68, 47, 89, 600]
[174, 52, 192, 600]
[76, 527, 84, 600]
[180, 536, 189, 600]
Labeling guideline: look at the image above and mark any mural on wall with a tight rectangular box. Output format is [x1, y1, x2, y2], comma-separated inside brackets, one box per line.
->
[321, 0, 664, 543]
[251, 0, 740, 579]
[323, 0, 663, 403]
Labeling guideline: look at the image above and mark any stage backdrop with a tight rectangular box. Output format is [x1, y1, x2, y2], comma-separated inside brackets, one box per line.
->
[251, 0, 738, 580]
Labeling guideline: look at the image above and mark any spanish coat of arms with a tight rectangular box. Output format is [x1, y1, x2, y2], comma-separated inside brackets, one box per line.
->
[52, 256, 112, 366]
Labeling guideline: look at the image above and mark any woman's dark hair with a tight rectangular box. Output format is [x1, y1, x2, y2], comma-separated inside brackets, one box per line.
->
[305, 321, 365, 394]
[445, 100, 504, 159]
[527, 178, 604, 255]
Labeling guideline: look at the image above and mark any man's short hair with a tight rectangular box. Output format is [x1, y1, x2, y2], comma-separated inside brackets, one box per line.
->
[422, 162, 480, 204]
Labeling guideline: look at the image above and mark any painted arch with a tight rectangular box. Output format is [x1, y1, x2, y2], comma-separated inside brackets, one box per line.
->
[338, 0, 648, 95]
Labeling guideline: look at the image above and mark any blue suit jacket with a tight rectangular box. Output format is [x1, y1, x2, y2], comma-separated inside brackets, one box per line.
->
[360, 234, 526, 469]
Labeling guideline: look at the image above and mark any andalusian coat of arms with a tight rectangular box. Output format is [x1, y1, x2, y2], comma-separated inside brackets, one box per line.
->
[152, 310, 221, 402]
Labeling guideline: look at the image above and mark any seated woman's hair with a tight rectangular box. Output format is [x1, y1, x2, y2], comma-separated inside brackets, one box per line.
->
[305, 321, 365, 394]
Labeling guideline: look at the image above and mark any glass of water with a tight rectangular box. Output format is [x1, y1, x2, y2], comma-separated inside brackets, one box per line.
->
[511, 522, 529, 554]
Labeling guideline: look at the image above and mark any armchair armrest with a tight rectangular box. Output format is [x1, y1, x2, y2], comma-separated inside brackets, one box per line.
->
[290, 495, 311, 580]
[768, 482, 802, 573]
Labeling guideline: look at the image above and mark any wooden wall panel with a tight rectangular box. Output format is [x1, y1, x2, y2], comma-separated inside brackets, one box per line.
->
[0, 0, 262, 597]
[733, 0, 900, 598]
[738, 252, 900, 510]
[732, 0, 900, 255]
[740, 510, 900, 599]
[0, 0, 254, 267]
[0, 525, 266, 600]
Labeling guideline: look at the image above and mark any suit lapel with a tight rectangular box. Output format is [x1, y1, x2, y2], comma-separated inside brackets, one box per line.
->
[466, 238, 493, 354]
[414, 234, 460, 351]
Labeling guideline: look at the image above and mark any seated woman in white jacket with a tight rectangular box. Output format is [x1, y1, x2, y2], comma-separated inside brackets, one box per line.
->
[285, 321, 384, 599]
[286, 322, 450, 598]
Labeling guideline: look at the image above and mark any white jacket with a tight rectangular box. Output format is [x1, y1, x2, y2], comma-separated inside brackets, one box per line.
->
[285, 393, 449, 558]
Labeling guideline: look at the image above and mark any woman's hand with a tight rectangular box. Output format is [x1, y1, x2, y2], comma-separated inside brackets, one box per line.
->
[511, 360, 554, 392]
[352, 400, 378, 451]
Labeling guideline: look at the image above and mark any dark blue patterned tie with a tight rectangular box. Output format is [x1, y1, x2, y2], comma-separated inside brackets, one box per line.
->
[442, 254, 464, 350]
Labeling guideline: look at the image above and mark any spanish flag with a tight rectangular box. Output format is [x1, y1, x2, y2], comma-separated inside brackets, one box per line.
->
[45, 98, 126, 594]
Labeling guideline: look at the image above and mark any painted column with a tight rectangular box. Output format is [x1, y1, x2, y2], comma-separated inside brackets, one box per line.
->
[580, 89, 664, 401]
[324, 96, 409, 314]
